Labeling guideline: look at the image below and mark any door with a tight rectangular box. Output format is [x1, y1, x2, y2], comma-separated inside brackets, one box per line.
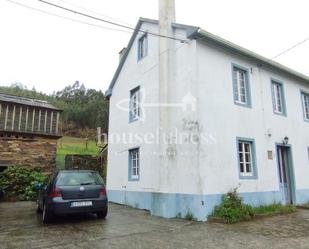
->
[276, 146, 294, 205]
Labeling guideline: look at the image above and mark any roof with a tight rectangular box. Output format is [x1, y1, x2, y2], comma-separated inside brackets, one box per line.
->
[0, 93, 61, 111]
[106, 17, 309, 97]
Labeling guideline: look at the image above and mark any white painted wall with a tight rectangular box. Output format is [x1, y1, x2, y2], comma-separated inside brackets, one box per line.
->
[107, 21, 309, 203]
[196, 39, 309, 195]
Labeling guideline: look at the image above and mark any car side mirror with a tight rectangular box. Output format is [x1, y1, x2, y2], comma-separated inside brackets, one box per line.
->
[34, 183, 46, 190]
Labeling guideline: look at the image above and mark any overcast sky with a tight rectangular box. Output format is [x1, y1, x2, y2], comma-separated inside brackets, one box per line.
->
[0, 0, 308, 94]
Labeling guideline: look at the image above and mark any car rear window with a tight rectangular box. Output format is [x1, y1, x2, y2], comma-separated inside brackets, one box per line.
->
[56, 172, 104, 186]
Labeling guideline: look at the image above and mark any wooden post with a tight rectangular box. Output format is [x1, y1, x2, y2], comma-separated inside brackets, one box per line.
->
[56, 112, 60, 134]
[44, 110, 47, 133]
[50, 111, 54, 134]
[18, 106, 22, 131]
[4, 104, 9, 130]
[85, 138, 88, 150]
[32, 108, 35, 132]
[25, 107, 29, 131]
[11, 105, 16, 130]
[38, 110, 41, 131]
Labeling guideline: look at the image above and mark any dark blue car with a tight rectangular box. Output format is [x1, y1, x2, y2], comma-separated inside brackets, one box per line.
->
[37, 170, 108, 224]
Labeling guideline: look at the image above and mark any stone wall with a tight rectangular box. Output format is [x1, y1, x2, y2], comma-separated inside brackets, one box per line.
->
[65, 154, 104, 178]
[0, 135, 58, 173]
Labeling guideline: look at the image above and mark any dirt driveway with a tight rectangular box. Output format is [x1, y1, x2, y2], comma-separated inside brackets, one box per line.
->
[1, 202, 309, 249]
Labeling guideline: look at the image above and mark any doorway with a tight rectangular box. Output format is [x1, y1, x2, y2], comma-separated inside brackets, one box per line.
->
[276, 145, 295, 205]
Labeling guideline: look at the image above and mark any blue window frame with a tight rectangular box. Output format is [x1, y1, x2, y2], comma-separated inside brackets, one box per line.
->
[232, 64, 252, 108]
[138, 33, 148, 60]
[301, 90, 309, 122]
[129, 86, 141, 122]
[271, 79, 287, 116]
[236, 137, 258, 179]
[128, 148, 140, 181]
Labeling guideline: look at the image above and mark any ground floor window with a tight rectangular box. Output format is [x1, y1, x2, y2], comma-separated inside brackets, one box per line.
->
[129, 148, 140, 181]
[237, 137, 257, 179]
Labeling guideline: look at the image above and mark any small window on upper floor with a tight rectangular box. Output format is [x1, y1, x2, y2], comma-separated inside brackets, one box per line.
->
[271, 80, 287, 116]
[232, 65, 251, 107]
[129, 86, 141, 122]
[138, 33, 148, 60]
[301, 91, 309, 121]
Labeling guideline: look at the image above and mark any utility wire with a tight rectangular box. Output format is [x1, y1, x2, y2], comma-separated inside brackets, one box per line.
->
[5, 0, 133, 34]
[271, 37, 309, 60]
[36, 0, 187, 42]
[56, 0, 134, 28]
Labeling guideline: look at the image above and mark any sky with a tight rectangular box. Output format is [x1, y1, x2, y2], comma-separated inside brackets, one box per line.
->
[0, 0, 308, 94]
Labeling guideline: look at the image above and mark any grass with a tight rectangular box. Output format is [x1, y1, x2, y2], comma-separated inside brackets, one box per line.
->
[56, 136, 99, 169]
[253, 203, 296, 215]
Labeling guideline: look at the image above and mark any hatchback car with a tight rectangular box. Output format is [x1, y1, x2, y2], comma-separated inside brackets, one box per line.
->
[37, 170, 108, 224]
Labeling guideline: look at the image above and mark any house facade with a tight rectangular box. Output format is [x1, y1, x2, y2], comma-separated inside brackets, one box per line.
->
[106, 4, 309, 220]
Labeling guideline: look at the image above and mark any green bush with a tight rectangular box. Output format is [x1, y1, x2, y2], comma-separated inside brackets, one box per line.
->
[0, 166, 47, 201]
[184, 211, 197, 221]
[212, 188, 254, 224]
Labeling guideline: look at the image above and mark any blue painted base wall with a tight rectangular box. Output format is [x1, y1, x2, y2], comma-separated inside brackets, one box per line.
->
[108, 189, 309, 221]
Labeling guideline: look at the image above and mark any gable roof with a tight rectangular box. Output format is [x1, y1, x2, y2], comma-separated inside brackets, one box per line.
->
[105, 17, 309, 97]
[0, 93, 61, 111]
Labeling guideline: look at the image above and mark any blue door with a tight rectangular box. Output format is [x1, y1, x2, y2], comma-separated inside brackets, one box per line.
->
[277, 146, 294, 205]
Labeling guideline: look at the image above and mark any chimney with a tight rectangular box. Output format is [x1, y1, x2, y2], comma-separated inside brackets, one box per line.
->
[118, 47, 126, 62]
[159, 0, 175, 37]
[158, 0, 176, 127]
[157, 0, 176, 194]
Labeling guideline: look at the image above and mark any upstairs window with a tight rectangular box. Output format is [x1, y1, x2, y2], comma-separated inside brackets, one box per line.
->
[271, 80, 286, 116]
[129, 86, 141, 122]
[232, 65, 251, 107]
[301, 91, 309, 121]
[138, 33, 148, 60]
[237, 137, 257, 179]
[129, 148, 140, 181]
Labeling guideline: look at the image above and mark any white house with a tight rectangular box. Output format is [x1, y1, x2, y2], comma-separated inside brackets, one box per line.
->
[106, 0, 309, 221]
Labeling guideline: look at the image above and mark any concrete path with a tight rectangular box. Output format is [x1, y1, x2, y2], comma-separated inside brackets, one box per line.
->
[1, 202, 309, 249]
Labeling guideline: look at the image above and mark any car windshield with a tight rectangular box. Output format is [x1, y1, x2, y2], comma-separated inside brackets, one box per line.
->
[56, 172, 104, 186]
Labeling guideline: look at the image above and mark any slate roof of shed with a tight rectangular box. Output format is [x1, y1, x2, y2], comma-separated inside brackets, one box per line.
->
[0, 93, 61, 110]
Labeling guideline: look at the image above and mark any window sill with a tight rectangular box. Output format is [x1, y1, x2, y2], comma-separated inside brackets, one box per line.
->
[234, 101, 252, 109]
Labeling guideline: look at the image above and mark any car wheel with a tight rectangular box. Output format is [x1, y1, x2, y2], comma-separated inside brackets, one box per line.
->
[97, 207, 108, 219]
[42, 203, 53, 224]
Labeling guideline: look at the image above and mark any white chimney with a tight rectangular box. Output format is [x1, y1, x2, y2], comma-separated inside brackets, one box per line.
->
[157, 0, 176, 194]
[158, 0, 176, 126]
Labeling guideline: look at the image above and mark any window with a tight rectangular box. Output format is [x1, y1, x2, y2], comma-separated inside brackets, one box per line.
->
[129, 148, 140, 181]
[271, 80, 286, 116]
[129, 86, 141, 122]
[301, 91, 309, 121]
[232, 65, 251, 107]
[138, 33, 147, 60]
[237, 138, 257, 179]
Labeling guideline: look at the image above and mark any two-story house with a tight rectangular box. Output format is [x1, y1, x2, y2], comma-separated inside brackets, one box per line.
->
[105, 0, 309, 221]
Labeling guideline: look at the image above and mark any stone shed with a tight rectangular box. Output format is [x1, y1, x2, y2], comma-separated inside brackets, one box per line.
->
[0, 93, 62, 173]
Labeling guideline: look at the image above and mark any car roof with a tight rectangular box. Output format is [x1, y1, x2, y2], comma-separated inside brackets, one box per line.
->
[57, 170, 98, 173]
